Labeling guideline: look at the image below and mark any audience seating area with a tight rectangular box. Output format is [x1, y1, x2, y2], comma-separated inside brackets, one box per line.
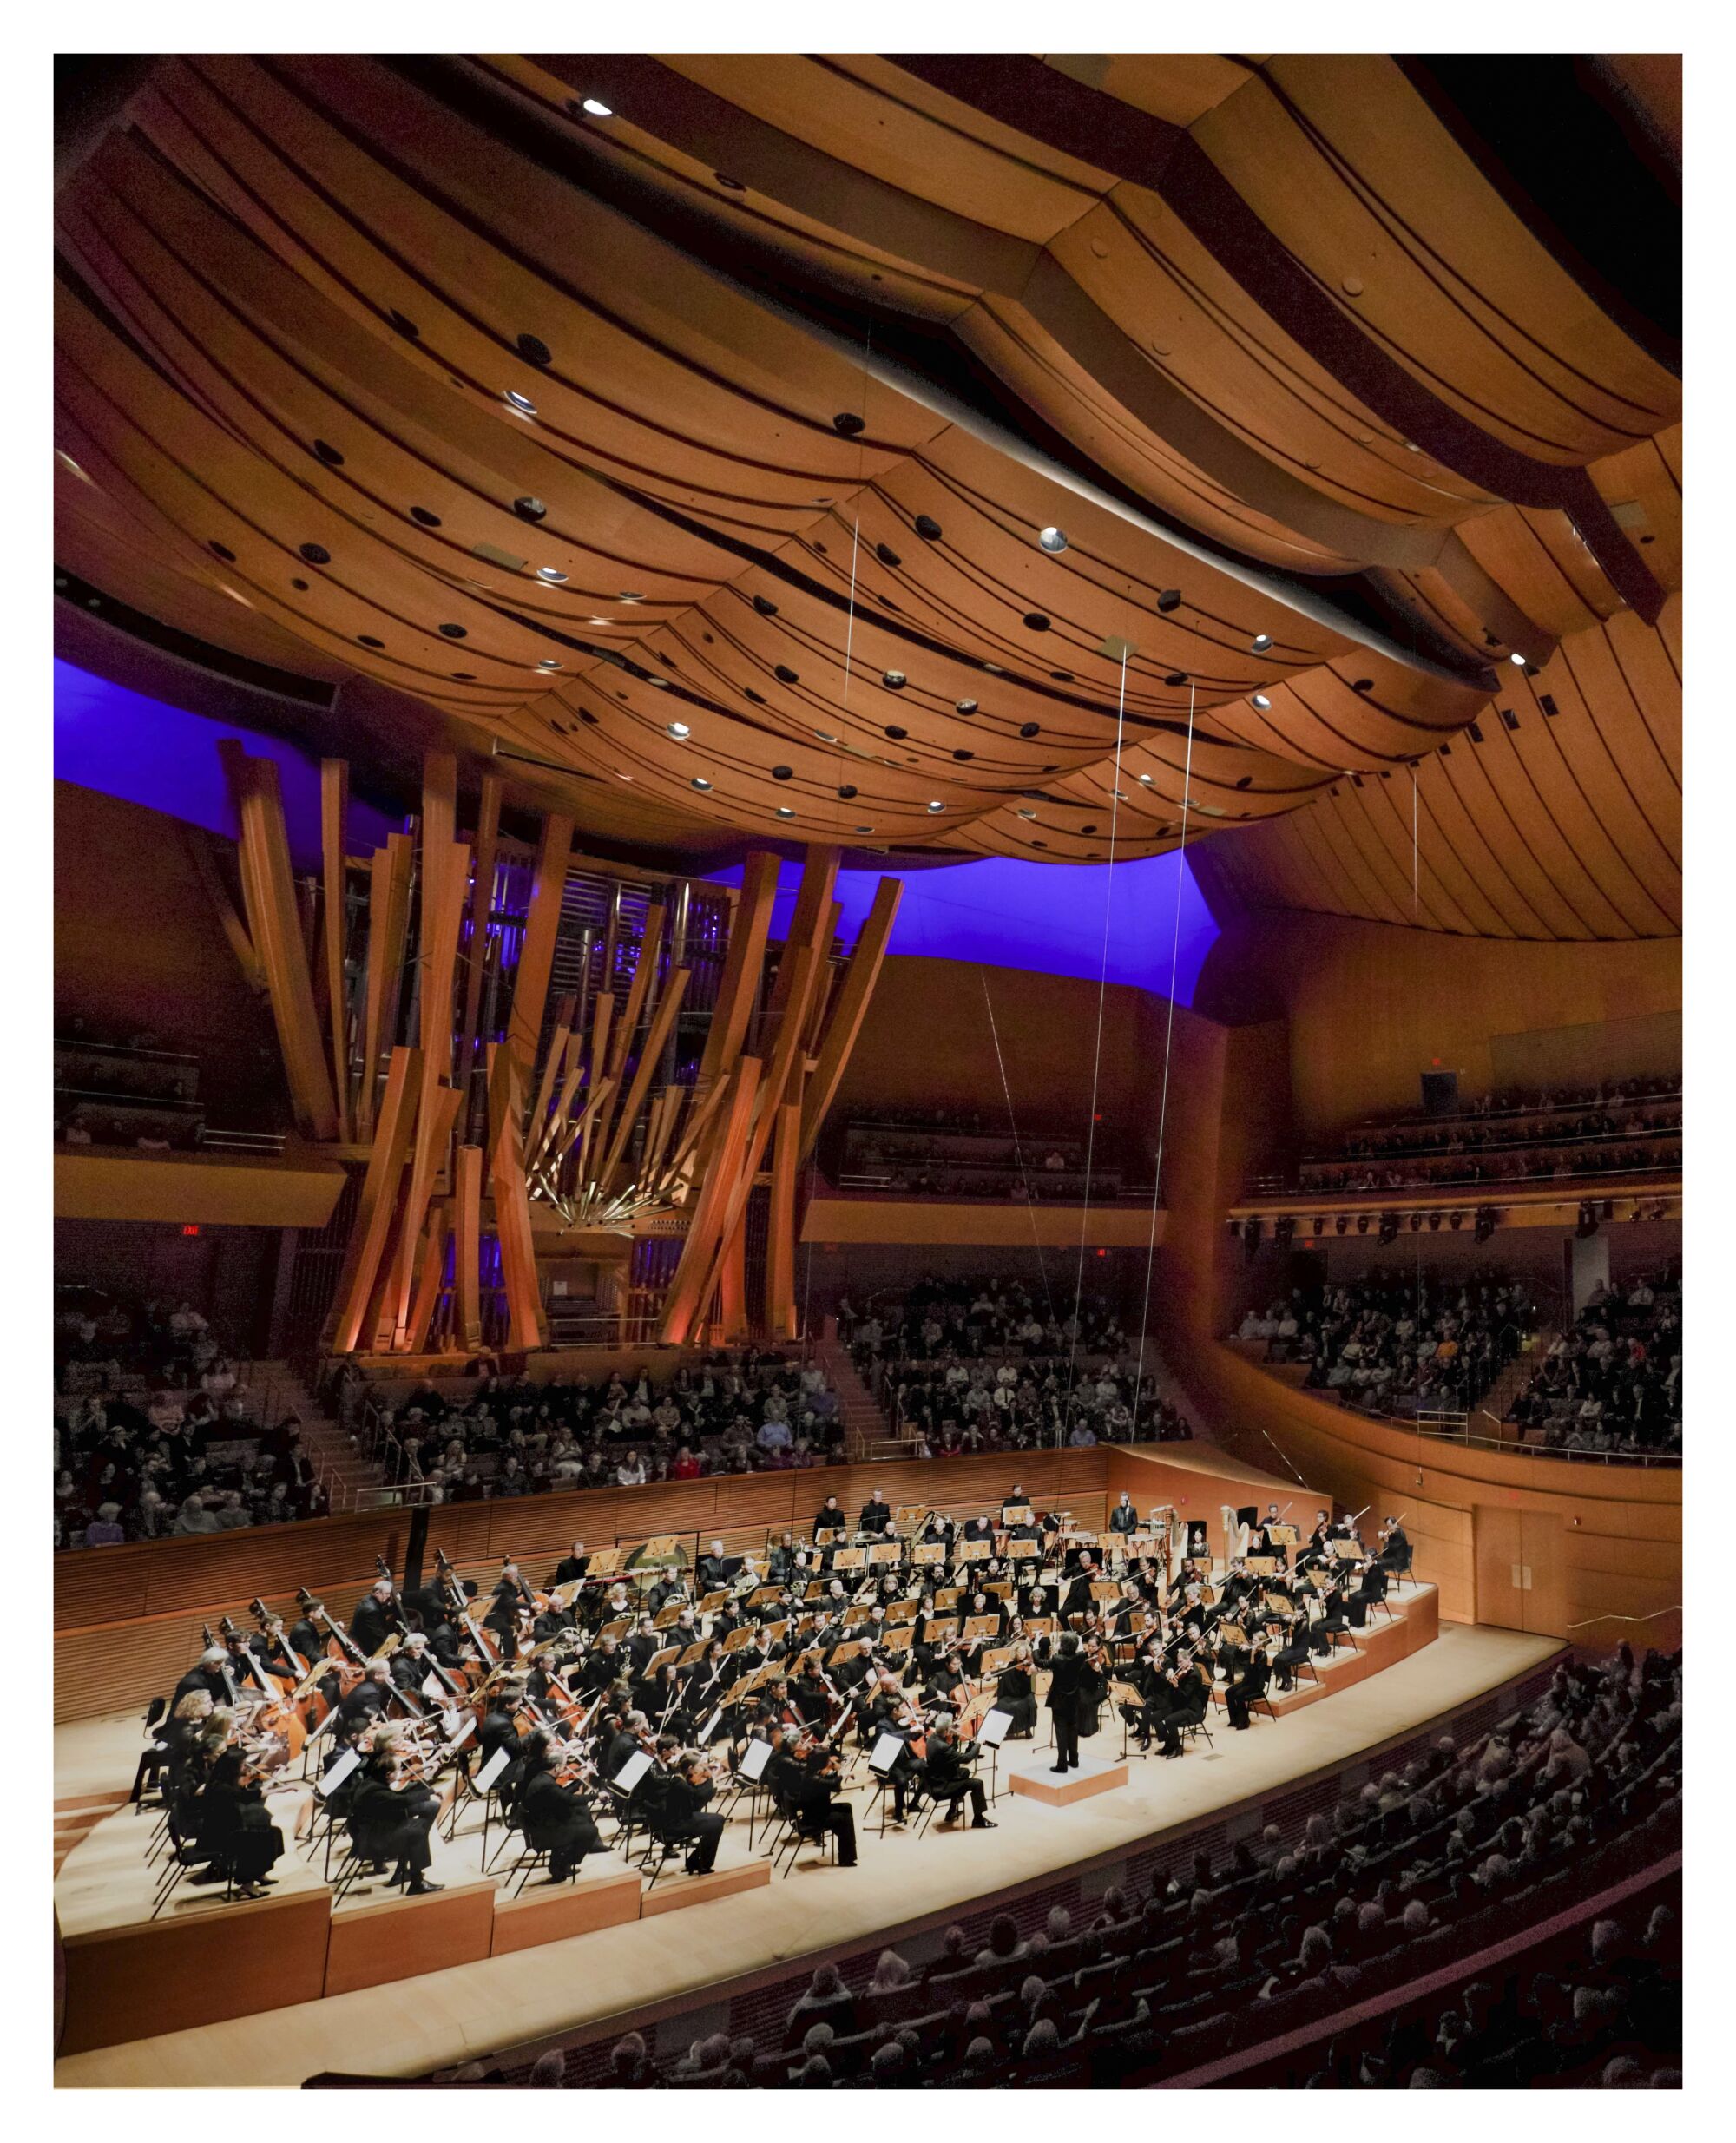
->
[1235, 1272, 1533, 1423]
[54, 1292, 326, 1547]
[317, 1646, 1679, 2091]
[1277, 1079, 1681, 1199]
[845, 1277, 1193, 1451]
[1503, 1271, 1682, 1459]
[836, 1108, 1139, 1202]
[354, 1349, 849, 1500]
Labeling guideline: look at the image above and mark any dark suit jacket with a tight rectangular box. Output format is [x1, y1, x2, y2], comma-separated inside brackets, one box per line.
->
[1045, 1651, 1086, 1723]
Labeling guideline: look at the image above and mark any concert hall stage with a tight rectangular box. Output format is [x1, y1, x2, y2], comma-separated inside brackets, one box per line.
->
[54, 1605, 1559, 2088]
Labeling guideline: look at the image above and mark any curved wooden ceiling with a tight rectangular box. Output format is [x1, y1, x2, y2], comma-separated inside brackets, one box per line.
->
[52, 53, 1680, 933]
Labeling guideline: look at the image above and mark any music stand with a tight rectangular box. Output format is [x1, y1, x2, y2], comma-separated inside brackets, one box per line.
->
[976, 1706, 1013, 1803]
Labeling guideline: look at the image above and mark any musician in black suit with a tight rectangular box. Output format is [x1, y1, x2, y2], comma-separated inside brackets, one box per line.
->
[173, 1647, 236, 1708]
[1061, 1561, 1099, 1623]
[858, 1490, 891, 1538]
[812, 1495, 846, 1539]
[350, 1742, 443, 1893]
[921, 1721, 994, 1827]
[350, 1579, 403, 1656]
[696, 1539, 735, 1590]
[994, 1648, 1038, 1739]
[661, 1754, 726, 1874]
[1045, 1630, 1086, 1773]
[1108, 1492, 1139, 1535]
[769, 1739, 858, 1866]
[1378, 1520, 1411, 1576]
[516, 1741, 603, 1882]
[1225, 1644, 1272, 1731]
[553, 1541, 591, 1587]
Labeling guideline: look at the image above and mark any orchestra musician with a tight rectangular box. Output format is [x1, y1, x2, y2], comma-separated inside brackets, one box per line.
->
[858, 1489, 891, 1538]
[768, 1731, 858, 1867]
[1108, 1491, 1139, 1535]
[1225, 1642, 1272, 1731]
[921, 1720, 995, 1828]
[349, 1730, 444, 1894]
[350, 1576, 404, 1655]
[194, 1743, 285, 1898]
[661, 1752, 726, 1875]
[173, 1647, 236, 1708]
[516, 1737, 604, 1883]
[993, 1646, 1038, 1739]
[553, 1540, 591, 1587]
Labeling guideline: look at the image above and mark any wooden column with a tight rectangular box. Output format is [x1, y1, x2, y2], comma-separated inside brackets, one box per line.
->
[505, 812, 574, 1086]
[331, 1047, 420, 1354]
[766, 1098, 803, 1339]
[456, 775, 502, 1114]
[800, 876, 904, 1157]
[453, 1144, 484, 1351]
[697, 851, 779, 1085]
[660, 1063, 760, 1344]
[488, 1045, 547, 1352]
[319, 759, 352, 1141]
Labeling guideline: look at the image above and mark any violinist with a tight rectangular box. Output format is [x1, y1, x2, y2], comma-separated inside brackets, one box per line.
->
[792, 1655, 832, 1731]
[1154, 1652, 1210, 1759]
[195, 1742, 286, 1898]
[1297, 1510, 1334, 1574]
[662, 1752, 726, 1875]
[516, 1736, 604, 1883]
[1272, 1604, 1315, 1693]
[1225, 1641, 1272, 1732]
[351, 1577, 404, 1655]
[865, 1679, 921, 1821]
[602, 1709, 653, 1781]
[1378, 1516, 1410, 1576]
[330, 1659, 395, 1737]
[993, 1646, 1038, 1739]
[769, 1731, 858, 1867]
[920, 1720, 994, 1828]
[349, 1730, 443, 1894]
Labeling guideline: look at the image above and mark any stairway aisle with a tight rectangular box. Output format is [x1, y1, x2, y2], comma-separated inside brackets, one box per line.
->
[248, 1358, 387, 1511]
[814, 1338, 921, 1463]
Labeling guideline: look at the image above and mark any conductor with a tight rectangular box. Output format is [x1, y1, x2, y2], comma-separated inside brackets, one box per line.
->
[1046, 1630, 1086, 1774]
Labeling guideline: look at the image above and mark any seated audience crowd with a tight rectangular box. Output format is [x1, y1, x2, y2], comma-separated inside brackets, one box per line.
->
[1237, 1271, 1532, 1420]
[55, 1292, 324, 1548]
[358, 1351, 847, 1500]
[844, 1277, 1193, 1451]
[838, 1109, 1119, 1203]
[1294, 1078, 1681, 1197]
[1504, 1270, 1681, 1459]
[423, 1645, 1680, 2091]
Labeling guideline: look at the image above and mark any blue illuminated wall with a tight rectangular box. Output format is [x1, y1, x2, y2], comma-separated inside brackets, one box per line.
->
[54, 658, 398, 869]
[712, 849, 1220, 1007]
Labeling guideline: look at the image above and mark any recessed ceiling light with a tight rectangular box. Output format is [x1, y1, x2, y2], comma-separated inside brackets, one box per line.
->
[619, 592, 643, 604]
[1251, 633, 1272, 653]
[581, 97, 613, 117]
[1509, 651, 1528, 666]
[691, 776, 713, 791]
[927, 800, 945, 813]
[853, 825, 875, 834]
[667, 721, 690, 739]
[1017, 808, 1037, 820]
[776, 805, 795, 818]
[1037, 526, 1069, 553]
[1138, 772, 1154, 784]
[536, 566, 568, 582]
[537, 658, 562, 671]
[814, 729, 838, 744]
[1250, 693, 1272, 710]
[503, 390, 537, 416]
[955, 699, 978, 716]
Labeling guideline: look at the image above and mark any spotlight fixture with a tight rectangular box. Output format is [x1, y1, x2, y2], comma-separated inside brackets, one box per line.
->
[1428, 1212, 1443, 1230]
[1357, 1213, 1370, 1234]
[691, 776, 713, 791]
[776, 805, 795, 818]
[1335, 1215, 1349, 1235]
[503, 390, 537, 416]
[1312, 1218, 1326, 1238]
[581, 97, 613, 116]
[1037, 526, 1069, 553]
[1251, 632, 1272, 653]
[1449, 1211, 1463, 1230]
[536, 566, 568, 582]
[1157, 589, 1181, 614]
[927, 800, 945, 813]
[666, 721, 690, 739]
[1410, 1213, 1424, 1233]
[1509, 651, 1527, 666]
[1250, 693, 1272, 710]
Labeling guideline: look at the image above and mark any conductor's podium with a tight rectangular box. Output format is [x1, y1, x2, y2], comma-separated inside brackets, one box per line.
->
[1007, 1752, 1129, 1807]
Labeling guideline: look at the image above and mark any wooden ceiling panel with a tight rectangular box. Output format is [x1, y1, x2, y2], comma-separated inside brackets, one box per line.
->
[53, 49, 1680, 934]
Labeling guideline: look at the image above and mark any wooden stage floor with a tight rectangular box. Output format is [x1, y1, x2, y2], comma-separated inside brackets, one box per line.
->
[54, 1607, 1557, 2088]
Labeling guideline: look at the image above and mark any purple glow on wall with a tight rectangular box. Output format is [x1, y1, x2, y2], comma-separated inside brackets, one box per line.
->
[711, 848, 1220, 1006]
[53, 658, 398, 868]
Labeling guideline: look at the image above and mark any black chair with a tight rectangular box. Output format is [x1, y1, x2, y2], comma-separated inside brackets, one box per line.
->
[130, 1697, 169, 1811]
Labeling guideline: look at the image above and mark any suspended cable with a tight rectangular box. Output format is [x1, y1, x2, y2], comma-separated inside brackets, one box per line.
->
[980, 970, 1055, 1325]
[1133, 682, 1197, 1436]
[1063, 643, 1129, 1418]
